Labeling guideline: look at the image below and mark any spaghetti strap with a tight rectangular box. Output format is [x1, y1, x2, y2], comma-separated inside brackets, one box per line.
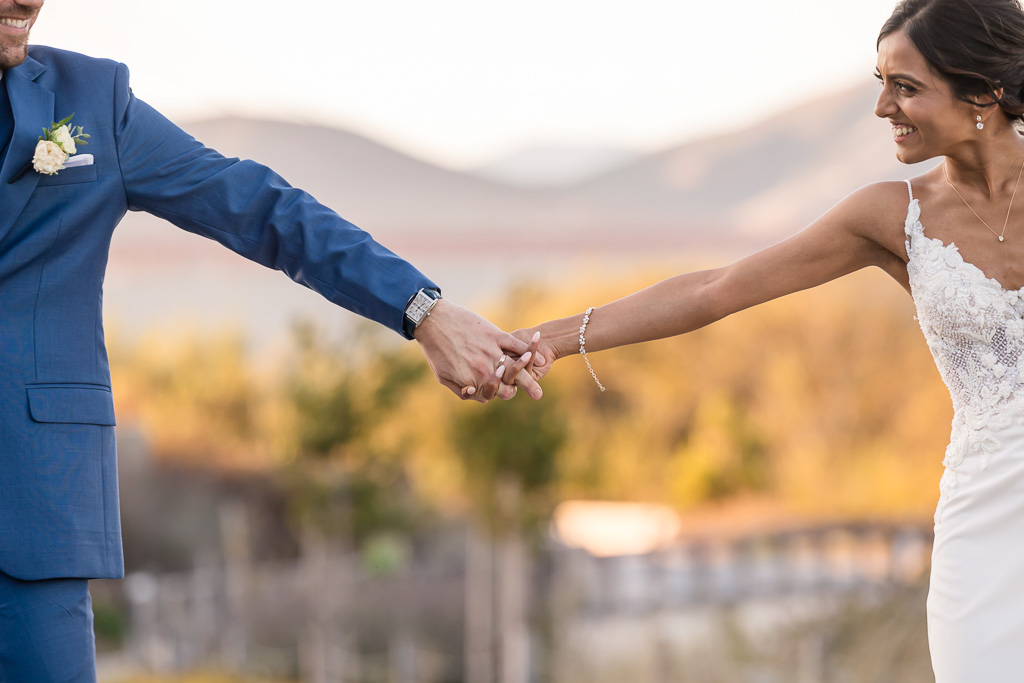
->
[904, 179, 922, 242]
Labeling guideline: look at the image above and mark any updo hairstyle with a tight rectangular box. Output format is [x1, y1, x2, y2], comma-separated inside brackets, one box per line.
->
[879, 0, 1024, 123]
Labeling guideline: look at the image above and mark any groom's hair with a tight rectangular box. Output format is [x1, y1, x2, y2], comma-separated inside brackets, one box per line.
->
[879, 0, 1024, 124]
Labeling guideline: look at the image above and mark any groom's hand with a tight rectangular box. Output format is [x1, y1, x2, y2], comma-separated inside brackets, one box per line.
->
[414, 300, 544, 402]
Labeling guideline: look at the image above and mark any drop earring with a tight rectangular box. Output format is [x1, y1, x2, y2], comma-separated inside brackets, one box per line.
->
[977, 115, 985, 130]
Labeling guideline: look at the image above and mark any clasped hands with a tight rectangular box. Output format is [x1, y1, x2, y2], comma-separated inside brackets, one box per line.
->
[413, 299, 553, 403]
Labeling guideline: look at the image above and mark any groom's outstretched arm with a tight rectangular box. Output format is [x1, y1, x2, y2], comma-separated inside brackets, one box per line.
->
[105, 60, 542, 401]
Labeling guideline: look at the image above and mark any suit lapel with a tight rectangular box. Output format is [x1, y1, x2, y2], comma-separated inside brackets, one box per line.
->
[0, 56, 51, 244]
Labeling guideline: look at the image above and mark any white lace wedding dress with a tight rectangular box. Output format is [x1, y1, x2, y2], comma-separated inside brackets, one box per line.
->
[905, 179, 1024, 681]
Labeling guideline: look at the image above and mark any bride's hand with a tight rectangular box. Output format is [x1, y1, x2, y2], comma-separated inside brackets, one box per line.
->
[509, 327, 558, 384]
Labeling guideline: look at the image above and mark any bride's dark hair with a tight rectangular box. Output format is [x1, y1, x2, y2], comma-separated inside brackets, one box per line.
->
[879, 0, 1024, 122]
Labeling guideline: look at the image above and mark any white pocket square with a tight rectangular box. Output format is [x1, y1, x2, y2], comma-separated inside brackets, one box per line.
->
[63, 154, 94, 169]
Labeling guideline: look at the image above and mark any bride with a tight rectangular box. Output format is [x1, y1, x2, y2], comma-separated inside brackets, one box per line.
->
[493, 0, 1024, 679]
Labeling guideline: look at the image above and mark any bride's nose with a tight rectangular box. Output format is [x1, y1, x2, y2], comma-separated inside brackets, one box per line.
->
[875, 85, 898, 119]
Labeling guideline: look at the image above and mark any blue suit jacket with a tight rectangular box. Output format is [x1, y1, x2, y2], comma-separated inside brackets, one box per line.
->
[0, 47, 436, 580]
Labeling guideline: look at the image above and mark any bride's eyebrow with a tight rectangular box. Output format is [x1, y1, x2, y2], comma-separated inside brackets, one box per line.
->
[875, 70, 926, 86]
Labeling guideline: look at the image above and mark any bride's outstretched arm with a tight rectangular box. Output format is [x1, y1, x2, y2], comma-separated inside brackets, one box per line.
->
[516, 181, 911, 381]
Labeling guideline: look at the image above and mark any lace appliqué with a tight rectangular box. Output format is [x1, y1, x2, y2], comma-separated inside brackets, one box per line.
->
[904, 183, 1024, 523]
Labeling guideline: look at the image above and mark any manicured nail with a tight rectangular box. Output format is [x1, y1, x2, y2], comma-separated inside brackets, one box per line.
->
[520, 351, 532, 364]
[466, 386, 476, 396]
[531, 331, 540, 343]
[495, 364, 506, 378]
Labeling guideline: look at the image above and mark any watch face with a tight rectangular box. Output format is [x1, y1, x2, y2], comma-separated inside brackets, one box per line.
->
[406, 290, 437, 324]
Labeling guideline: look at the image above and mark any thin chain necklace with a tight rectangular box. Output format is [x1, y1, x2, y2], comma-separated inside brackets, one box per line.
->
[943, 155, 1024, 243]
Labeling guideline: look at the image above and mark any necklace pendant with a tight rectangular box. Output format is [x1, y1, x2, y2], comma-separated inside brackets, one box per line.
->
[1000, 235, 1006, 242]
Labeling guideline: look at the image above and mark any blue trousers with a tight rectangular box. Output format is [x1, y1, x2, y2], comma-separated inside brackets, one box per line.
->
[0, 569, 96, 683]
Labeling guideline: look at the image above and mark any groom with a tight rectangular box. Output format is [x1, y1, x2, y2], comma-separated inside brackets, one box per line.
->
[0, 0, 534, 679]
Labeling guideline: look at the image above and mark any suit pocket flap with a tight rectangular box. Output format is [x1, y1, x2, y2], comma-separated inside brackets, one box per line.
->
[36, 164, 98, 187]
[27, 385, 116, 426]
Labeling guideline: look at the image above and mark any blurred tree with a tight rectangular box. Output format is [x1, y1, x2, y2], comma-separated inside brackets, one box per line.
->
[450, 390, 567, 535]
[278, 321, 434, 545]
[108, 325, 267, 467]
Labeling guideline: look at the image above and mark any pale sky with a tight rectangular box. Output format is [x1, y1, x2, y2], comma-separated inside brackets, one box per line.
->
[30, 0, 899, 170]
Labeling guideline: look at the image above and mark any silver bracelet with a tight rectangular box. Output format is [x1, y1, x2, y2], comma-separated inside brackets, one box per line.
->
[578, 307, 606, 392]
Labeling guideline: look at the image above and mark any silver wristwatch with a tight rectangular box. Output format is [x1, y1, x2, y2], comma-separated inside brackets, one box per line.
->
[403, 288, 442, 337]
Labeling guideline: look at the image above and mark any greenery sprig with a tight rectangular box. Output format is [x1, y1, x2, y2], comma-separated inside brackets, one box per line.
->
[39, 113, 90, 147]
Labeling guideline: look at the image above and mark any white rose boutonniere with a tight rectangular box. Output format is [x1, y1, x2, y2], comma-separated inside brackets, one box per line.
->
[32, 140, 67, 176]
[33, 114, 90, 176]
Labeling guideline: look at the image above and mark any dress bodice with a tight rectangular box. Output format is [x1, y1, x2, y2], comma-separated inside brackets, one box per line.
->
[904, 180, 1024, 520]
[905, 180, 1024, 425]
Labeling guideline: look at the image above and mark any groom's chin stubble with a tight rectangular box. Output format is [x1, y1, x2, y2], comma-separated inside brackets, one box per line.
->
[0, 38, 29, 69]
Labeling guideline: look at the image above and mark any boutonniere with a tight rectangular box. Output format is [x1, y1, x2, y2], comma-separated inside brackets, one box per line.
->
[31, 114, 90, 176]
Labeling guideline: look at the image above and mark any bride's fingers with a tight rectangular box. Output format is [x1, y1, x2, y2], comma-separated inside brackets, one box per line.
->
[473, 363, 507, 402]
[462, 367, 542, 401]
[526, 333, 547, 373]
[500, 332, 540, 385]
[464, 332, 545, 402]
[500, 350, 533, 384]
[500, 351, 546, 400]
[488, 353, 536, 401]
[512, 370, 543, 400]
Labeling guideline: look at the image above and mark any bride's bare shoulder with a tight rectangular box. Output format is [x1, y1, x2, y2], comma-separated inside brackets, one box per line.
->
[830, 179, 923, 238]
[843, 179, 914, 211]
[846, 166, 945, 209]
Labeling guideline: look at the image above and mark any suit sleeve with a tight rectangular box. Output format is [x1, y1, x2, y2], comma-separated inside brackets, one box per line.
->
[110, 63, 436, 338]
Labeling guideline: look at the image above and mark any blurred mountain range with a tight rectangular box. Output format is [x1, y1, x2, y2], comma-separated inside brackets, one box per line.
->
[105, 82, 936, 341]
[111, 81, 935, 260]
[472, 146, 640, 187]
